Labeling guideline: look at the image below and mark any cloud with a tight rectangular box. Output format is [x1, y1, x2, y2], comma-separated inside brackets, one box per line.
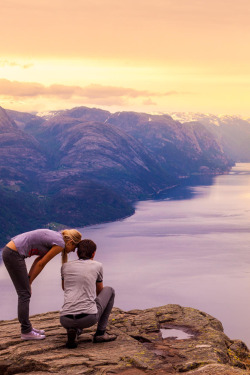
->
[0, 60, 33, 69]
[0, 79, 183, 101]
[143, 98, 157, 106]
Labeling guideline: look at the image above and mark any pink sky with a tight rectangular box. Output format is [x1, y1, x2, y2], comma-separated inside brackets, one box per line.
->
[0, 0, 250, 115]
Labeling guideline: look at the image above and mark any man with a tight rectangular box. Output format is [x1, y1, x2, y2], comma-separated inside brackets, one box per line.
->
[60, 239, 116, 348]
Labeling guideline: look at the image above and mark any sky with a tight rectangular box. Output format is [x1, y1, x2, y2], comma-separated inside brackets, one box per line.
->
[0, 0, 250, 116]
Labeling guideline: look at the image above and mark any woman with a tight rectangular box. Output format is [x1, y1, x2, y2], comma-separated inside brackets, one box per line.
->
[2, 228, 82, 340]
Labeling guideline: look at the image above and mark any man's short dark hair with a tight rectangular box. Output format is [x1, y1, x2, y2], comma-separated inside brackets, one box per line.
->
[77, 239, 97, 260]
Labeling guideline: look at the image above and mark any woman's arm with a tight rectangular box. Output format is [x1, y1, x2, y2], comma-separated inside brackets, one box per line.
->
[28, 245, 64, 284]
[29, 256, 43, 277]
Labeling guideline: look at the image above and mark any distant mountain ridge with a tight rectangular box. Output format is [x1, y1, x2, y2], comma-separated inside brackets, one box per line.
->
[1, 105, 248, 245]
[169, 112, 250, 162]
[106, 111, 231, 176]
[0, 107, 47, 189]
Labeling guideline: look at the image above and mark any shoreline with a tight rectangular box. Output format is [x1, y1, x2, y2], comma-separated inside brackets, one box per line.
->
[0, 164, 239, 255]
[0, 166, 235, 248]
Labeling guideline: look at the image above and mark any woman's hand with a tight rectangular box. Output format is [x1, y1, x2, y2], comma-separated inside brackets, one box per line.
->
[28, 256, 43, 282]
[28, 275, 32, 295]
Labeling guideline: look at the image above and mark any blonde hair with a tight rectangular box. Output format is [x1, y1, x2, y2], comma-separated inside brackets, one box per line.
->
[61, 229, 82, 264]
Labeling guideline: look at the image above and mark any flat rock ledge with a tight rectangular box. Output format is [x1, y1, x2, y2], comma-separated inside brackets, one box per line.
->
[0, 305, 249, 375]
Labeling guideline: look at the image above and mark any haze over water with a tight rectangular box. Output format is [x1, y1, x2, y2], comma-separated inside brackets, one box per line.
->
[0, 163, 249, 346]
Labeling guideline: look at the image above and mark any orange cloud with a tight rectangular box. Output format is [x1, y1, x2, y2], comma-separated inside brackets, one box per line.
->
[0, 79, 183, 100]
[143, 98, 157, 106]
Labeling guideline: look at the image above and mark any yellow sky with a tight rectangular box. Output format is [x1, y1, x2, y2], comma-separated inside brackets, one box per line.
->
[0, 0, 250, 116]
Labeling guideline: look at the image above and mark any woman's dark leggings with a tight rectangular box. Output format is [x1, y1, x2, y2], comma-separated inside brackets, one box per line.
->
[2, 246, 32, 334]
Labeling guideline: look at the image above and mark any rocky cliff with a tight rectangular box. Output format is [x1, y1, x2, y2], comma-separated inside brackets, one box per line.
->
[0, 305, 249, 375]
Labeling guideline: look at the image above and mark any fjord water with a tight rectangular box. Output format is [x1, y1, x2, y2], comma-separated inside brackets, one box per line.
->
[0, 163, 249, 346]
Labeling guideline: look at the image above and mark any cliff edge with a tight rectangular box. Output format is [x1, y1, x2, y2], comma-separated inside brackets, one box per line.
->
[0, 304, 249, 375]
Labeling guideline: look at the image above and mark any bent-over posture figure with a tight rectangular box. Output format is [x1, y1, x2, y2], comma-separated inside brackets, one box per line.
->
[2, 228, 82, 340]
[60, 239, 116, 348]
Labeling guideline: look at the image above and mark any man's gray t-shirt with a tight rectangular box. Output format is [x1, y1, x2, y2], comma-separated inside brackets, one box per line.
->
[12, 229, 65, 258]
[60, 259, 103, 316]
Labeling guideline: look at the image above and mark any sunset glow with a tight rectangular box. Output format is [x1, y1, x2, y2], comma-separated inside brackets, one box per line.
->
[1, 0, 250, 115]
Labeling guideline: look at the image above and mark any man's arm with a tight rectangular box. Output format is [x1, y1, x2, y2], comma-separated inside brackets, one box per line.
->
[96, 281, 103, 296]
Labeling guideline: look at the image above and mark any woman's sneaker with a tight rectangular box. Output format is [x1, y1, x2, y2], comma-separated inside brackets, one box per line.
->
[21, 330, 46, 340]
[33, 327, 45, 335]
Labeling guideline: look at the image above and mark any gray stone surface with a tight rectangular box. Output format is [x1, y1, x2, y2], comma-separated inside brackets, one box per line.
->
[0, 305, 249, 375]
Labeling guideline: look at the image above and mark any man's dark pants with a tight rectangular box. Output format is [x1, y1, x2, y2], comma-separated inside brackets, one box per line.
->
[60, 286, 115, 332]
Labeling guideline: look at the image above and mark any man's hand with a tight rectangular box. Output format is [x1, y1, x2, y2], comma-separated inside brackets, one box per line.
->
[96, 281, 103, 296]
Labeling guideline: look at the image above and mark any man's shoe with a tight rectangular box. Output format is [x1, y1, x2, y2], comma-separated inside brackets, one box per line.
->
[93, 332, 117, 343]
[21, 330, 46, 340]
[66, 328, 77, 349]
[33, 327, 45, 335]
[76, 328, 83, 337]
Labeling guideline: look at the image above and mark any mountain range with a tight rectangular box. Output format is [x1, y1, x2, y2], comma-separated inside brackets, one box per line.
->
[1, 105, 249, 246]
[169, 112, 250, 162]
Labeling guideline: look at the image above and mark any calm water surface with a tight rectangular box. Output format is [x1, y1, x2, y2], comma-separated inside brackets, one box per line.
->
[0, 163, 249, 346]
